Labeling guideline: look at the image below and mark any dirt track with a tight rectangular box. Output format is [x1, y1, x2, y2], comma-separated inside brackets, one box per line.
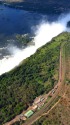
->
[4, 42, 66, 125]
[22, 43, 66, 125]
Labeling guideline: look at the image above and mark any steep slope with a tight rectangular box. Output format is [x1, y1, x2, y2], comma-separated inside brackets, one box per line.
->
[0, 32, 70, 124]
[33, 37, 70, 125]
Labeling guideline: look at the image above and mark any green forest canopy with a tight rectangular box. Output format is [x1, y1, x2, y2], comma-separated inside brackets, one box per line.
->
[0, 32, 70, 124]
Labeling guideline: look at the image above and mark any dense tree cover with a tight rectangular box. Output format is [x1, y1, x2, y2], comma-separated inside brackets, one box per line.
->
[0, 32, 70, 124]
[33, 32, 70, 125]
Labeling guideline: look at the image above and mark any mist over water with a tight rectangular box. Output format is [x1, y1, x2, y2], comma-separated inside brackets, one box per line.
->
[0, 13, 70, 75]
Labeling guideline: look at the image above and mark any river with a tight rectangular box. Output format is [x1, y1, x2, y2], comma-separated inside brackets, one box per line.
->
[0, 3, 70, 75]
[0, 4, 59, 59]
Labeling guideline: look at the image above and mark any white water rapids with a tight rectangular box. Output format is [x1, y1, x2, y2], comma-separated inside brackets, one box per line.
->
[0, 13, 70, 75]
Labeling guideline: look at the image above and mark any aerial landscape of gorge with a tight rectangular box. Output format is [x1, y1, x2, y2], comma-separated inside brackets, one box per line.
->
[0, 0, 70, 125]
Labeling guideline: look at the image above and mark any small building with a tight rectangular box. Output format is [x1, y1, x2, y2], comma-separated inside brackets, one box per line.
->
[20, 116, 26, 121]
[34, 96, 45, 104]
[19, 114, 26, 121]
[55, 85, 58, 89]
[34, 97, 41, 104]
[24, 110, 34, 118]
[32, 105, 37, 111]
[52, 90, 55, 94]
[40, 97, 45, 102]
